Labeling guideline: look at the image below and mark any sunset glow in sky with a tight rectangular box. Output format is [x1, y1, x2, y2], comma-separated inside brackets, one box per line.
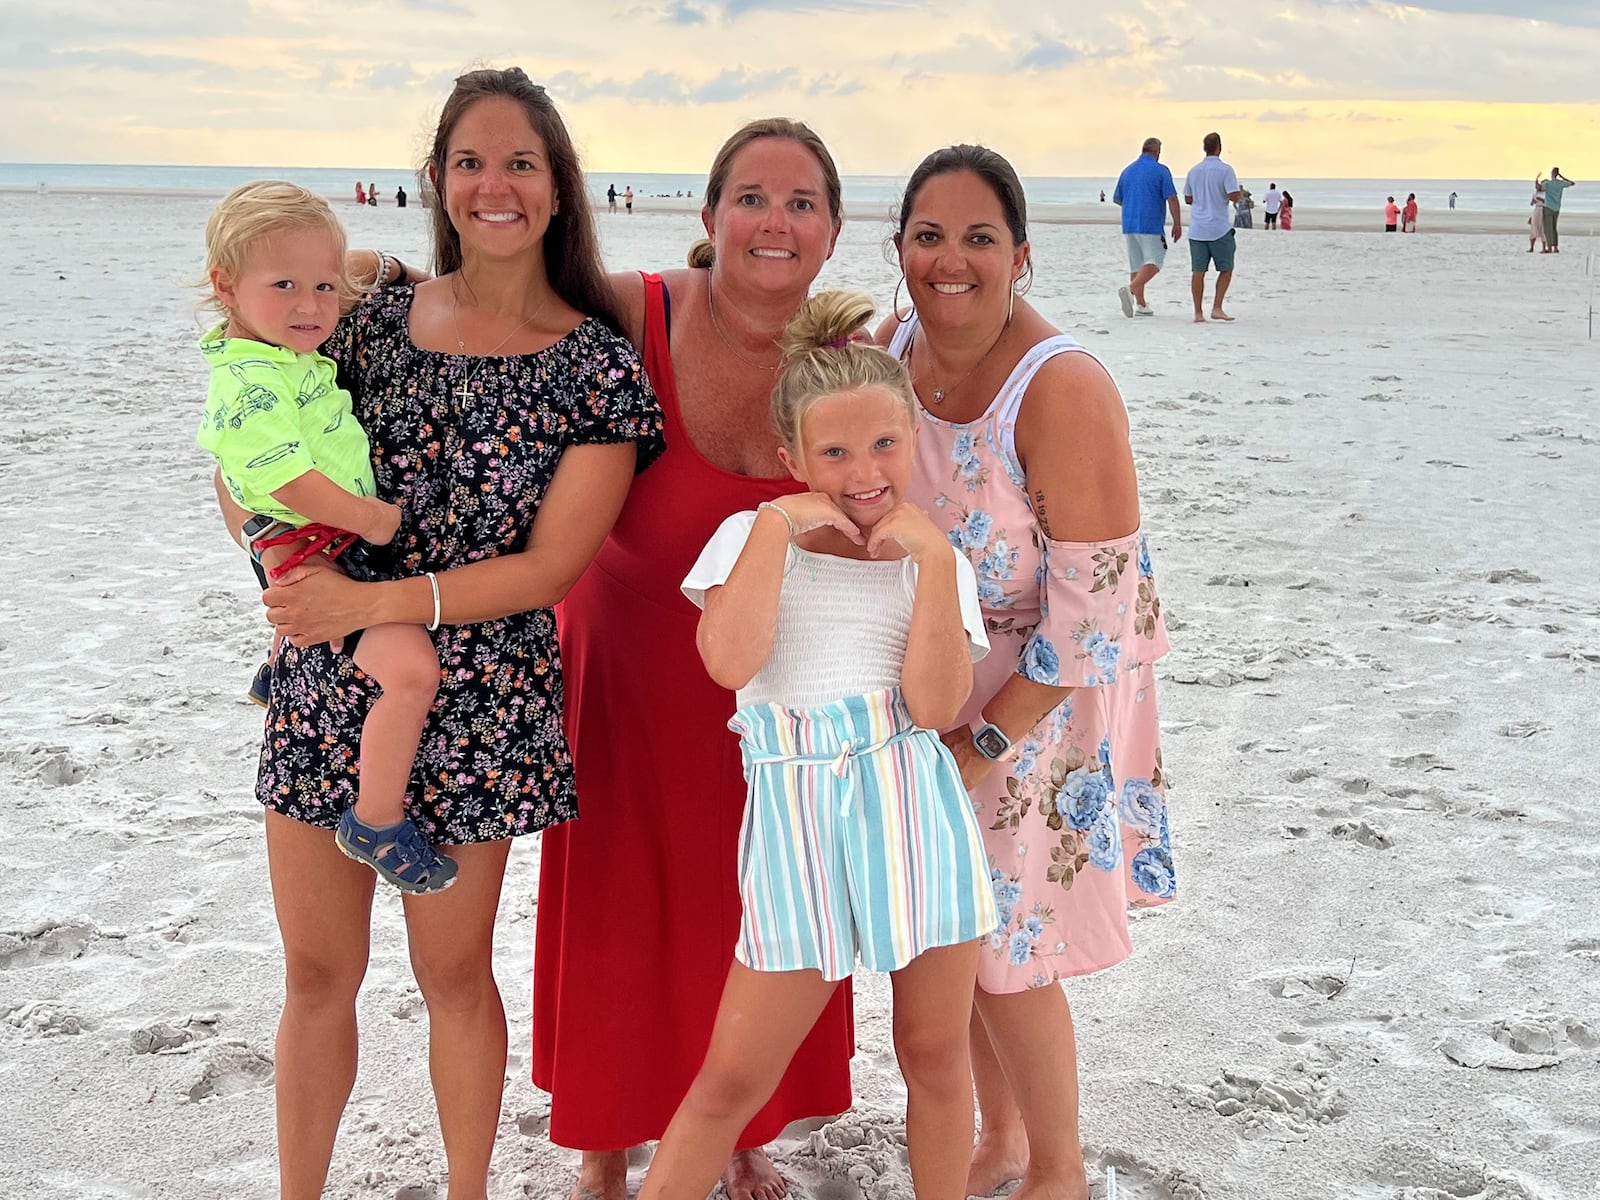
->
[4, 0, 1597, 180]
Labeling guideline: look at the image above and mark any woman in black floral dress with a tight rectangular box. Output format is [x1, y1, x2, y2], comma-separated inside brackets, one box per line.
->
[224, 69, 663, 1197]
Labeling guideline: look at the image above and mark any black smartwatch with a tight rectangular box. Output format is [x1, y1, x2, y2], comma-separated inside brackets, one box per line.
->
[971, 719, 1013, 762]
[241, 513, 277, 549]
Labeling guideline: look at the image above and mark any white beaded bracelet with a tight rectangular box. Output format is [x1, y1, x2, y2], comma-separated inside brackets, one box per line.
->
[374, 249, 394, 289]
[425, 571, 441, 631]
[756, 501, 796, 540]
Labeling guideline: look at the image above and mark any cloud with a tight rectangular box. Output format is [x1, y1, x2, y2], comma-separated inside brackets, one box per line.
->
[660, 0, 709, 22]
[1257, 108, 1312, 122]
[360, 63, 428, 90]
[719, 0, 913, 13]
[1016, 37, 1078, 72]
[547, 65, 805, 105]
[398, 0, 472, 12]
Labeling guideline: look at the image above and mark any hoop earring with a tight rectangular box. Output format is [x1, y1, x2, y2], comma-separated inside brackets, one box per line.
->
[892, 275, 912, 324]
[1007, 283, 1015, 326]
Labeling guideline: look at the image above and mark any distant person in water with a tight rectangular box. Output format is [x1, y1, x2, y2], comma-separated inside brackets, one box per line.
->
[395, 186, 407, 209]
[355, 182, 367, 206]
[368, 182, 378, 207]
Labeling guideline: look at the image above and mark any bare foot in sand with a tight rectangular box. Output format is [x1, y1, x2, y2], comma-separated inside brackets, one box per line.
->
[724, 1148, 788, 1200]
[966, 1130, 1029, 1197]
[1192, 313, 1207, 323]
[1211, 309, 1235, 321]
[572, 1149, 628, 1200]
[1009, 1168, 1090, 1200]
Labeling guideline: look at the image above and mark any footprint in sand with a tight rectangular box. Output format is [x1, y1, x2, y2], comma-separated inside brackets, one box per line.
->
[3, 1000, 94, 1037]
[1194, 1069, 1350, 1138]
[1089, 1146, 1208, 1199]
[130, 1013, 220, 1054]
[0, 916, 118, 969]
[1331, 820, 1395, 850]
[182, 1041, 274, 1102]
[1367, 1138, 1538, 1199]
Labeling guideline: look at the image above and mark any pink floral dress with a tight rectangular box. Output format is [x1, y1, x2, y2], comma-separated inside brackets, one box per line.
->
[894, 319, 1175, 993]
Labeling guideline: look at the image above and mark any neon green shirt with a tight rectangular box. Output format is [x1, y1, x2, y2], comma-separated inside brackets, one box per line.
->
[196, 325, 377, 524]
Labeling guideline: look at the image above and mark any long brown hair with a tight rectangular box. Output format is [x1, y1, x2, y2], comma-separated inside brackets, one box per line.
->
[424, 67, 624, 334]
[687, 117, 842, 269]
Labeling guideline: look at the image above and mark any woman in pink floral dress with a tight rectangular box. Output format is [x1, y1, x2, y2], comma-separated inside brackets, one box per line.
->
[884, 145, 1175, 1200]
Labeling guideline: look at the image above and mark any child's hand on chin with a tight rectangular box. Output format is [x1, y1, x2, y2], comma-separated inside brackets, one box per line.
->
[866, 502, 943, 563]
[770, 494, 864, 545]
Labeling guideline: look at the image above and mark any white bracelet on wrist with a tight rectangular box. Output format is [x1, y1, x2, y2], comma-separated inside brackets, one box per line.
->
[425, 571, 441, 632]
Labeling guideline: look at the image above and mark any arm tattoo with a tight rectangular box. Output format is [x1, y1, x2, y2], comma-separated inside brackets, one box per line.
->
[1033, 489, 1055, 539]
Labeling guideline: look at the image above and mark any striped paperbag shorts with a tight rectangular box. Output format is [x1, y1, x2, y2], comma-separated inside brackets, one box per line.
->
[729, 688, 1000, 981]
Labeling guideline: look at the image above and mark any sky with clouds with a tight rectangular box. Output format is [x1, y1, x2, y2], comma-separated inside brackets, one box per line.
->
[3, 0, 1596, 180]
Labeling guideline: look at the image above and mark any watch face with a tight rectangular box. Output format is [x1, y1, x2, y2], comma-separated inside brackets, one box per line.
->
[975, 726, 1009, 759]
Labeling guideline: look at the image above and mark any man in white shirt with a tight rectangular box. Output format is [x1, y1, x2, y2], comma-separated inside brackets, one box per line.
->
[1262, 182, 1282, 229]
[1183, 132, 1243, 323]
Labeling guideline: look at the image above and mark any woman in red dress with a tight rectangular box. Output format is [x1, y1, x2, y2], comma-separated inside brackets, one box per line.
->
[534, 120, 856, 1200]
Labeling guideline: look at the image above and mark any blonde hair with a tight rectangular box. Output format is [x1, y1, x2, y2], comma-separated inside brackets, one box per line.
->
[687, 117, 842, 269]
[770, 290, 915, 446]
[200, 181, 359, 318]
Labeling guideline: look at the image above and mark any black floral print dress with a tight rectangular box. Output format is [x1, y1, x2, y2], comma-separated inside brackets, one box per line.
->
[257, 285, 665, 844]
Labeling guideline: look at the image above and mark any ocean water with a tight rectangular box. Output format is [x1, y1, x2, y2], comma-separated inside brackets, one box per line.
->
[0, 162, 1587, 217]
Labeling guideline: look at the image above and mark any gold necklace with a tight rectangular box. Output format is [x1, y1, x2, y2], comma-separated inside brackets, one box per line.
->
[706, 275, 780, 373]
[919, 317, 1010, 404]
[450, 275, 548, 403]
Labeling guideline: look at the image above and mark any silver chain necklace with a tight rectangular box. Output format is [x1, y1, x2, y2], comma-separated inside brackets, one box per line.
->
[450, 275, 547, 403]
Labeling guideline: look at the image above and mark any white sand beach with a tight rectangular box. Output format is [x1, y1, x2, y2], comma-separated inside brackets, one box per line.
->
[1, 192, 1597, 1200]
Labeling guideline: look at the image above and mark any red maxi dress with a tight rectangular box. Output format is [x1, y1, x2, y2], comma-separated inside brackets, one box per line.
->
[534, 273, 855, 1150]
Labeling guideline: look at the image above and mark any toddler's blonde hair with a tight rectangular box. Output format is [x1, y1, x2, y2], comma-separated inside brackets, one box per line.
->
[200, 181, 360, 318]
[771, 290, 916, 446]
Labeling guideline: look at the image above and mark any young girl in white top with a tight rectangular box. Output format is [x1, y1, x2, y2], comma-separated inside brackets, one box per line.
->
[644, 292, 999, 1200]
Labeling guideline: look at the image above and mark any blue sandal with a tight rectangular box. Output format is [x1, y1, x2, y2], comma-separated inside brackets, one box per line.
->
[335, 809, 459, 894]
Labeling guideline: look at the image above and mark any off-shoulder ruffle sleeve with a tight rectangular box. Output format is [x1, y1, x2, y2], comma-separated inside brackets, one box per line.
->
[1016, 530, 1169, 688]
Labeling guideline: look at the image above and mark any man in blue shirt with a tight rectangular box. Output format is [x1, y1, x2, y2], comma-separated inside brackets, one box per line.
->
[1112, 137, 1182, 317]
[1542, 167, 1577, 252]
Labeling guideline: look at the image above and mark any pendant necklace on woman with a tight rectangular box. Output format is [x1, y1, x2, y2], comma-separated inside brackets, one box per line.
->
[706, 274, 780, 373]
[921, 316, 1010, 404]
[451, 276, 547, 404]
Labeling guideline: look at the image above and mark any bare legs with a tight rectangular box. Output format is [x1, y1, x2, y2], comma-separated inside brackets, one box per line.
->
[965, 984, 1089, 1200]
[890, 942, 982, 1200]
[638, 963, 839, 1200]
[267, 812, 376, 1200]
[1191, 271, 1234, 322]
[1128, 264, 1159, 308]
[571, 1147, 788, 1200]
[350, 623, 438, 827]
[266, 813, 512, 1200]
[403, 839, 513, 1200]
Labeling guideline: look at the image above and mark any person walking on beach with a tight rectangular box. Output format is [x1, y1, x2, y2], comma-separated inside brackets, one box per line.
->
[1183, 132, 1241, 322]
[624, 184, 634, 213]
[217, 68, 664, 1199]
[1541, 167, 1576, 252]
[1263, 182, 1281, 229]
[1403, 193, 1418, 233]
[199, 181, 459, 897]
[607, 182, 617, 213]
[1278, 191, 1294, 231]
[639, 289, 997, 1200]
[1112, 136, 1181, 318]
[1384, 196, 1399, 232]
[1449, 190, 1458, 210]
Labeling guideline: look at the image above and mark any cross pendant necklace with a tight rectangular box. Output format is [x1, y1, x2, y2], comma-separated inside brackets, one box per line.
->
[450, 276, 547, 403]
